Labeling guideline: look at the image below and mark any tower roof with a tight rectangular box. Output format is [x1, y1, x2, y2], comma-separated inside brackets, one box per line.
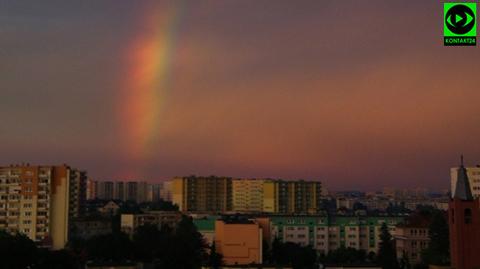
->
[453, 155, 473, 200]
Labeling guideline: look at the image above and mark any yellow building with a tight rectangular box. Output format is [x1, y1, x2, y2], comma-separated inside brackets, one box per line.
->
[172, 176, 232, 212]
[0, 164, 86, 249]
[232, 179, 264, 212]
[263, 180, 322, 214]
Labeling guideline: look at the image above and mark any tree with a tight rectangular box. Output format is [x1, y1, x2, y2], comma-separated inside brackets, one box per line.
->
[0, 231, 38, 269]
[322, 246, 367, 265]
[86, 232, 134, 262]
[271, 239, 317, 269]
[421, 210, 449, 265]
[399, 251, 411, 269]
[377, 222, 399, 269]
[207, 241, 223, 269]
[156, 215, 208, 269]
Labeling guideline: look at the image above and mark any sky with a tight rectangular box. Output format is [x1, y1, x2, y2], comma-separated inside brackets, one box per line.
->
[1, 0, 480, 191]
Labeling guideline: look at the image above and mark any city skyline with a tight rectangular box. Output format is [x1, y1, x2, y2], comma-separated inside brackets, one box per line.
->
[2, 0, 480, 190]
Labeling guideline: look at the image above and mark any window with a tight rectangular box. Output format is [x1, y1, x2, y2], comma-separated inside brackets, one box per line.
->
[465, 208, 472, 224]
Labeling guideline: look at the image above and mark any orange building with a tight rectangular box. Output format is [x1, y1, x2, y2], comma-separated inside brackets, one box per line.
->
[215, 217, 263, 265]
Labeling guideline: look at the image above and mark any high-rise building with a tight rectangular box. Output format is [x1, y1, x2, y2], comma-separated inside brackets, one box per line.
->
[95, 180, 148, 203]
[263, 180, 323, 214]
[451, 165, 480, 198]
[0, 164, 86, 249]
[172, 176, 232, 212]
[232, 179, 264, 212]
[449, 160, 480, 269]
[161, 181, 172, 202]
[86, 178, 97, 200]
[147, 183, 161, 202]
[97, 181, 114, 200]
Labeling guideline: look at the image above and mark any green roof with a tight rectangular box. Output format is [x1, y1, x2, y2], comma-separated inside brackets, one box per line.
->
[193, 218, 216, 231]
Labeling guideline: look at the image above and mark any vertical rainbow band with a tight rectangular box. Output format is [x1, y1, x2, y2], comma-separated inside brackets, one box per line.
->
[121, 2, 184, 173]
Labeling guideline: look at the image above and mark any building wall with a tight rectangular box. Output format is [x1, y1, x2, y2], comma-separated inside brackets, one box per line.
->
[172, 176, 232, 212]
[262, 180, 322, 214]
[0, 164, 86, 250]
[394, 226, 429, 263]
[263, 181, 276, 213]
[232, 179, 264, 212]
[215, 220, 262, 265]
[270, 216, 402, 255]
[449, 199, 480, 269]
[120, 211, 182, 236]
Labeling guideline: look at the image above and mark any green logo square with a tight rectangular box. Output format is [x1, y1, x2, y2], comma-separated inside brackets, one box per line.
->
[444, 3, 476, 46]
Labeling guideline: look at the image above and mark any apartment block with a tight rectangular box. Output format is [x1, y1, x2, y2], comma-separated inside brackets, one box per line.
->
[96, 180, 148, 203]
[86, 178, 97, 200]
[270, 215, 402, 255]
[193, 214, 403, 257]
[172, 176, 232, 212]
[0, 164, 86, 249]
[232, 179, 264, 212]
[263, 180, 323, 214]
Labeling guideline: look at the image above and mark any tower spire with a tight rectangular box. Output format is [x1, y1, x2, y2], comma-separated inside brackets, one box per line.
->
[454, 155, 473, 200]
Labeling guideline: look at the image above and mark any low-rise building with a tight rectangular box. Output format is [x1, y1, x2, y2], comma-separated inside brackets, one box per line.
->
[394, 214, 431, 264]
[120, 211, 182, 235]
[215, 217, 263, 265]
[70, 217, 112, 239]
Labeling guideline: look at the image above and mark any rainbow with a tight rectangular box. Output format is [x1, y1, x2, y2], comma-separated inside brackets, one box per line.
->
[121, 2, 184, 168]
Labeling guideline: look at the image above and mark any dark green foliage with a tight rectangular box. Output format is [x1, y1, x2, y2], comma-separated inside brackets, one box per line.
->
[0, 231, 38, 269]
[34, 249, 80, 269]
[421, 210, 449, 265]
[399, 251, 411, 269]
[86, 232, 134, 262]
[321, 246, 367, 265]
[132, 224, 172, 262]
[139, 199, 178, 211]
[156, 215, 208, 269]
[207, 241, 223, 269]
[377, 222, 399, 269]
[271, 238, 317, 269]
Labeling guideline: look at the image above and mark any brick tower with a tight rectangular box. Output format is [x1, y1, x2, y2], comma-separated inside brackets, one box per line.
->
[449, 156, 480, 269]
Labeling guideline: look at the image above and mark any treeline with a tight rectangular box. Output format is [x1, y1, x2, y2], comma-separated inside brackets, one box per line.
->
[0, 216, 216, 269]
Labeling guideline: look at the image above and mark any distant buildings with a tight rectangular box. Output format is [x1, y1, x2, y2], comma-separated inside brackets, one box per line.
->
[93, 180, 170, 203]
[172, 176, 233, 212]
[263, 180, 323, 214]
[449, 160, 480, 269]
[172, 176, 324, 214]
[0, 164, 86, 249]
[96, 181, 148, 202]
